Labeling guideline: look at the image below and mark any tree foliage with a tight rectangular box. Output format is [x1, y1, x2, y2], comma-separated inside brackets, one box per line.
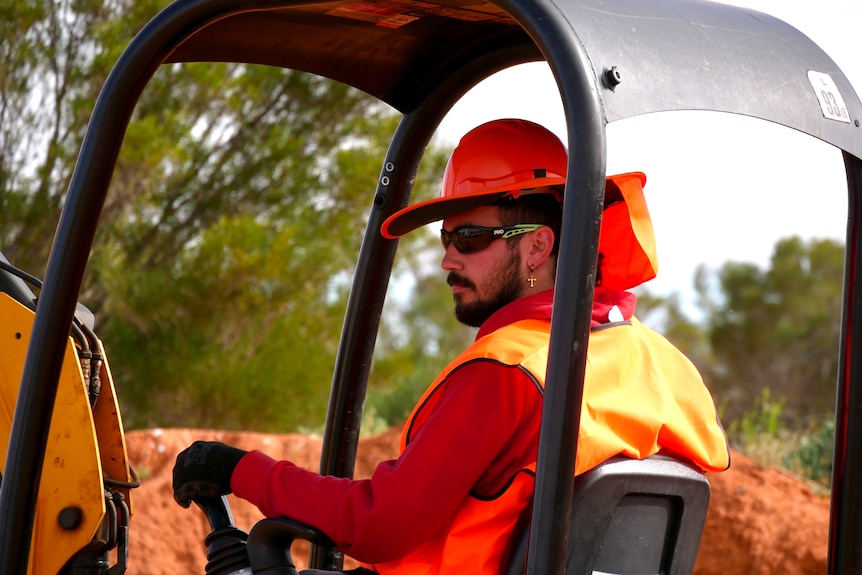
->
[643, 236, 845, 428]
[1, 0, 109, 270]
[1, 0, 450, 431]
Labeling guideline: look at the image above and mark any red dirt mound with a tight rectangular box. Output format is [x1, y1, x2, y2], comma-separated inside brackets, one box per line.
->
[123, 428, 829, 574]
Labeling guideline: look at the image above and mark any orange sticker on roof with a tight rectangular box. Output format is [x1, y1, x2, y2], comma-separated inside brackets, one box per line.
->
[340, 1, 402, 15]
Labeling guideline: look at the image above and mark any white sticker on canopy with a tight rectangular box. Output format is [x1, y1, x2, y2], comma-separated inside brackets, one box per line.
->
[808, 70, 851, 123]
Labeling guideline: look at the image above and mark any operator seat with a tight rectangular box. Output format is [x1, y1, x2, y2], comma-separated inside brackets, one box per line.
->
[504, 454, 711, 575]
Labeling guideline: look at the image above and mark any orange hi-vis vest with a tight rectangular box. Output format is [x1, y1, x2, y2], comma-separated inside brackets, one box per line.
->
[365, 317, 729, 575]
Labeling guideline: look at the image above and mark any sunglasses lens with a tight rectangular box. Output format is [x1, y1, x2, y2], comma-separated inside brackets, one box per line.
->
[454, 228, 494, 253]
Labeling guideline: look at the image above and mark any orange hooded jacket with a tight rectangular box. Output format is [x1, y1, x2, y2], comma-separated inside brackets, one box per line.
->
[363, 315, 729, 575]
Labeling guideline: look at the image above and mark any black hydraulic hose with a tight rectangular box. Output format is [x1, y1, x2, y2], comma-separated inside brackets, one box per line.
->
[0, 260, 43, 291]
[76, 320, 103, 406]
[107, 492, 130, 575]
[0, 258, 38, 311]
[0, 259, 102, 405]
[69, 321, 93, 400]
[103, 465, 143, 490]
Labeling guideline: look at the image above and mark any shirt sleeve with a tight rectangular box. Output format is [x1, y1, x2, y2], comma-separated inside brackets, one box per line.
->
[231, 360, 543, 564]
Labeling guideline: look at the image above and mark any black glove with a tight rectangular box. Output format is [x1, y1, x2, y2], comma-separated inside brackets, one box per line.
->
[172, 441, 248, 508]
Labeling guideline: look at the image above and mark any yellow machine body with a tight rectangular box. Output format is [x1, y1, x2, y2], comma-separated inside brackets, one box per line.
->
[0, 292, 133, 574]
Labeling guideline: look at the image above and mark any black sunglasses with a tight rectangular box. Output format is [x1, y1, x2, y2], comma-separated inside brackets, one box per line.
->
[440, 224, 543, 254]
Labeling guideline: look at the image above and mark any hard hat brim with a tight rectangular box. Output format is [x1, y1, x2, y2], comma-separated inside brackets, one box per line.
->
[380, 176, 566, 239]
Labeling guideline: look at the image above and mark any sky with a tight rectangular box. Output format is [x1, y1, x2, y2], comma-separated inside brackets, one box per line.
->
[435, 0, 862, 316]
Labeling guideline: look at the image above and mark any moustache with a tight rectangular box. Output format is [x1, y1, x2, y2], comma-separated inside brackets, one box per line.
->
[447, 272, 475, 290]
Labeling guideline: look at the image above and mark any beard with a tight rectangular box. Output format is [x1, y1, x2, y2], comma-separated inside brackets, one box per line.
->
[448, 247, 523, 328]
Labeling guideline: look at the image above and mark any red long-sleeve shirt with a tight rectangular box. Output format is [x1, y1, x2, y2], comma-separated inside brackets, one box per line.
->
[231, 288, 636, 563]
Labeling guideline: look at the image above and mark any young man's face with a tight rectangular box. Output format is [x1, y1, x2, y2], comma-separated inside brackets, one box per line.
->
[440, 205, 529, 328]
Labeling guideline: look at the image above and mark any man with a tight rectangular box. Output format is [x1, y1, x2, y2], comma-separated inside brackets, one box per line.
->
[173, 118, 730, 574]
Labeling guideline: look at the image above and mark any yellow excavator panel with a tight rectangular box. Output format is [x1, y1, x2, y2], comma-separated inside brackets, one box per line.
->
[0, 293, 107, 574]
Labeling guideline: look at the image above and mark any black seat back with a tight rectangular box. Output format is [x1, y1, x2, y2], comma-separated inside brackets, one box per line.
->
[505, 455, 710, 575]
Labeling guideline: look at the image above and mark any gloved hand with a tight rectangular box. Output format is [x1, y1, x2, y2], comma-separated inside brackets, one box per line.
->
[172, 441, 248, 508]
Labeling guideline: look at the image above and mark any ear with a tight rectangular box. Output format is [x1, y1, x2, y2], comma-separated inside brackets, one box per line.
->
[524, 226, 555, 267]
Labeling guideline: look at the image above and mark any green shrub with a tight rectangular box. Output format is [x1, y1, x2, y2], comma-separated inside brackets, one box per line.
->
[783, 419, 834, 487]
[727, 387, 786, 448]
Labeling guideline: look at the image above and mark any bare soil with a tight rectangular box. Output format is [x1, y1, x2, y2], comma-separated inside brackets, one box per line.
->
[123, 427, 830, 574]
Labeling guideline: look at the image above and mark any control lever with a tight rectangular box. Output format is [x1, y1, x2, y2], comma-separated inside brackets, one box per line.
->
[194, 496, 252, 575]
[247, 516, 336, 574]
[193, 496, 338, 574]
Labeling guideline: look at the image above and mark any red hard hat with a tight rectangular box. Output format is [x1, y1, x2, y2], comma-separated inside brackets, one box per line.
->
[381, 118, 567, 238]
[379, 118, 658, 289]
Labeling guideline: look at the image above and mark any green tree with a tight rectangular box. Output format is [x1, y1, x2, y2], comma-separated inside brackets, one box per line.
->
[1, 0, 109, 271]
[1, 0, 451, 431]
[635, 237, 843, 482]
[96, 86, 434, 430]
[646, 237, 844, 428]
